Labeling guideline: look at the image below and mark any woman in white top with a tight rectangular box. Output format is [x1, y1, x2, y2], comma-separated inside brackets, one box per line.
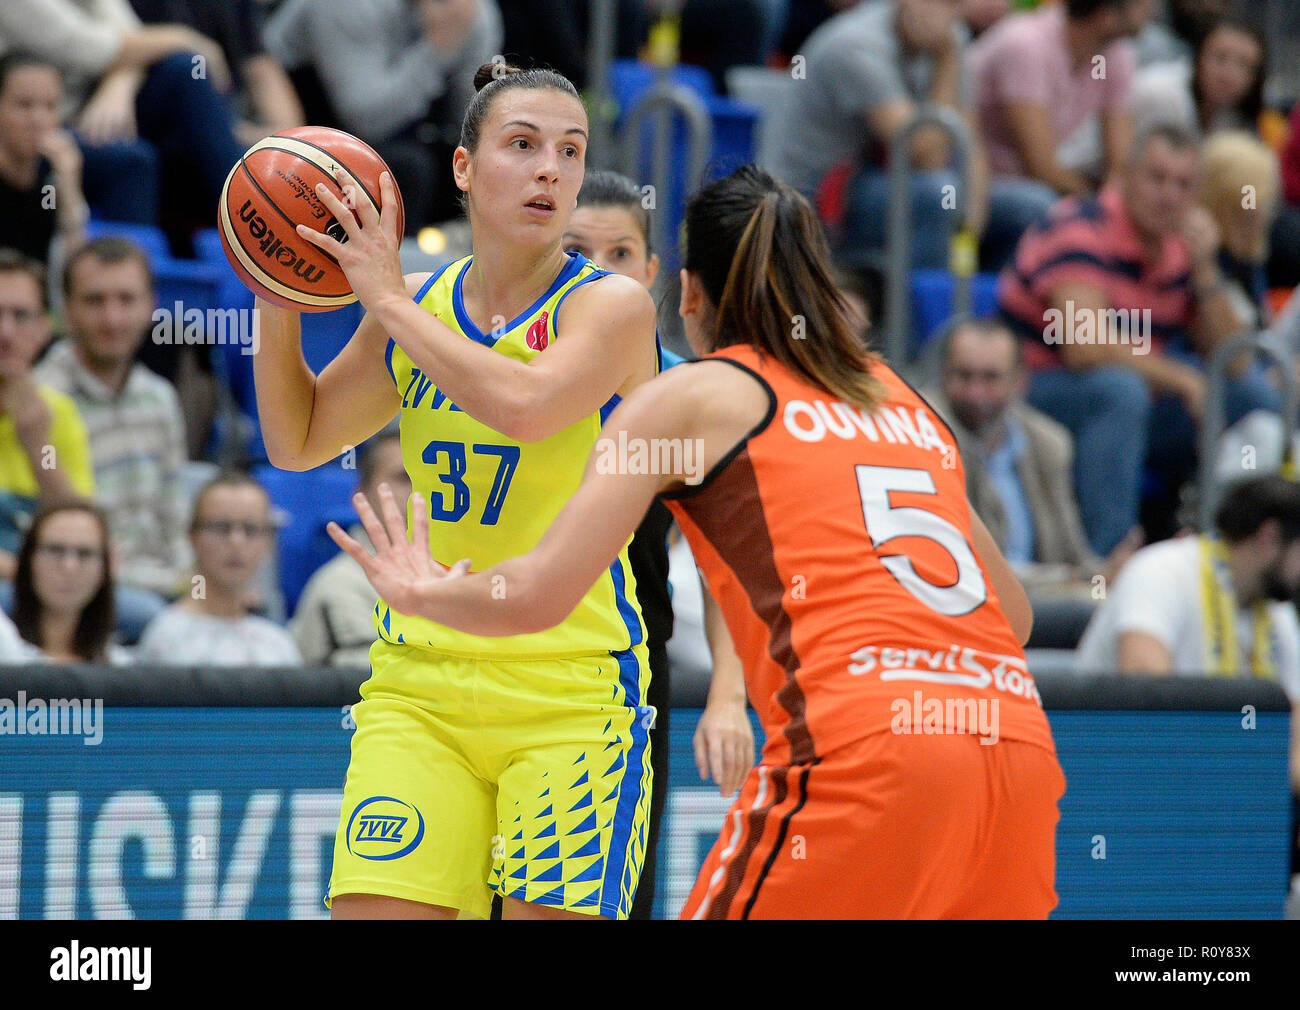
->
[1133, 16, 1266, 140]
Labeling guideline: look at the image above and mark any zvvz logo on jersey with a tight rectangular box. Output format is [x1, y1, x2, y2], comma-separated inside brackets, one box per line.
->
[346, 796, 425, 860]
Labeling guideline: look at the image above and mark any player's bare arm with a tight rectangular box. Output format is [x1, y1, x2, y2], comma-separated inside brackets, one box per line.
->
[329, 360, 768, 634]
[298, 171, 657, 443]
[254, 297, 401, 471]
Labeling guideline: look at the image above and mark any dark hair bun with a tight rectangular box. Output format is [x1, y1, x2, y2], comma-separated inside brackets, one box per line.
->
[473, 61, 523, 91]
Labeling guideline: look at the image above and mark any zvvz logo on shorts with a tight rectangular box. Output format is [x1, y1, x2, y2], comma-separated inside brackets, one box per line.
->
[346, 796, 425, 860]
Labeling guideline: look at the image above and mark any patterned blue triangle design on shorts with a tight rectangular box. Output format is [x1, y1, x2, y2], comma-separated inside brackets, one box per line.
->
[573, 752, 586, 766]
[538, 804, 553, 818]
[534, 861, 564, 882]
[538, 840, 561, 861]
[572, 833, 603, 858]
[512, 829, 523, 841]
[574, 810, 598, 834]
[571, 770, 588, 789]
[511, 846, 526, 861]
[508, 864, 528, 879]
[571, 856, 604, 883]
[567, 790, 592, 813]
[605, 751, 625, 776]
[540, 787, 549, 798]
[540, 884, 567, 905]
[603, 718, 612, 734]
[537, 821, 556, 838]
[602, 784, 620, 804]
[508, 885, 527, 901]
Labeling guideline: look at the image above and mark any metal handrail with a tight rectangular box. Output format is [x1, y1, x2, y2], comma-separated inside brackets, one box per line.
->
[586, 0, 617, 169]
[1197, 328, 1299, 532]
[882, 104, 974, 368]
[618, 79, 713, 262]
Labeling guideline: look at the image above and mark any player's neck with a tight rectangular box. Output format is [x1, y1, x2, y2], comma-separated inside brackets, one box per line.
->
[463, 243, 568, 326]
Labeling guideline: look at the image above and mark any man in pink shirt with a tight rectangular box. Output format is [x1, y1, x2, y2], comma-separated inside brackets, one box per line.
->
[972, 0, 1151, 201]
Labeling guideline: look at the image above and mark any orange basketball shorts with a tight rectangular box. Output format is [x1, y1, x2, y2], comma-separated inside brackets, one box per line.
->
[680, 729, 1065, 919]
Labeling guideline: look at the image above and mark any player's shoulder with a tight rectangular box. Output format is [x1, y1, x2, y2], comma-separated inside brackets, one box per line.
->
[559, 267, 654, 318]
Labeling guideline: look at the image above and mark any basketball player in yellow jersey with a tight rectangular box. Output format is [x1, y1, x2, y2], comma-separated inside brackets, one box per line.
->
[252, 64, 659, 919]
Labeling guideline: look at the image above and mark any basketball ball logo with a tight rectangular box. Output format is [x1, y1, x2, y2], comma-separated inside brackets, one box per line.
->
[526, 312, 550, 351]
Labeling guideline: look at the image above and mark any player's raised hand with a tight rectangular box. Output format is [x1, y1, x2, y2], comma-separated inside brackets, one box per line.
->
[326, 483, 470, 616]
[296, 170, 406, 310]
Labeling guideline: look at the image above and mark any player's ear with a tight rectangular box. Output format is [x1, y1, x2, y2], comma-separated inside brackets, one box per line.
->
[645, 253, 660, 288]
[452, 146, 472, 195]
[678, 269, 705, 320]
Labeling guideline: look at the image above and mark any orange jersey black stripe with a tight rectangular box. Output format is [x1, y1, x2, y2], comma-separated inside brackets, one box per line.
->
[663, 345, 1057, 765]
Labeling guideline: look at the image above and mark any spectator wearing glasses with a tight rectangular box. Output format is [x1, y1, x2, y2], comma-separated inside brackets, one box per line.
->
[0, 249, 94, 579]
[10, 499, 128, 663]
[135, 470, 299, 666]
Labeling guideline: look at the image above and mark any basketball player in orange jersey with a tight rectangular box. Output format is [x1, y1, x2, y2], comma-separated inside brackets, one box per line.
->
[253, 65, 662, 920]
[328, 164, 1066, 919]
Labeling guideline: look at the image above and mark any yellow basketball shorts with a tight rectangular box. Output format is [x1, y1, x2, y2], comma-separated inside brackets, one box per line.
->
[326, 639, 654, 919]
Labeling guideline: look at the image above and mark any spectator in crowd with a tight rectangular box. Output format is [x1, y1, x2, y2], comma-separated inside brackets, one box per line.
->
[33, 237, 188, 639]
[777, 0, 858, 58]
[677, 0, 768, 94]
[128, 0, 305, 148]
[0, 55, 88, 269]
[1134, 0, 1233, 68]
[997, 121, 1271, 555]
[1075, 473, 1300, 787]
[1270, 98, 1300, 290]
[136, 470, 299, 665]
[494, 1, 645, 91]
[0, 249, 94, 577]
[1133, 16, 1265, 140]
[264, 0, 502, 230]
[10, 499, 129, 663]
[1197, 130, 1280, 330]
[0, 0, 245, 248]
[922, 318, 1139, 591]
[292, 428, 408, 667]
[762, 0, 994, 271]
[0, 593, 36, 660]
[962, 0, 1009, 37]
[970, 0, 1151, 219]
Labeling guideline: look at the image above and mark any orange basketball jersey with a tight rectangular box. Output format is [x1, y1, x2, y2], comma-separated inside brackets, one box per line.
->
[663, 345, 1056, 764]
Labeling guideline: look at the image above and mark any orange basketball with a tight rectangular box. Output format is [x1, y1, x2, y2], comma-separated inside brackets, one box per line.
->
[218, 127, 405, 312]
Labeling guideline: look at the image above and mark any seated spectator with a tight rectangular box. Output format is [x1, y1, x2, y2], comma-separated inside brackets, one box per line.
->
[997, 121, 1272, 555]
[922, 318, 1139, 592]
[264, 0, 502, 230]
[1134, 0, 1232, 68]
[0, 593, 35, 660]
[0, 0, 245, 248]
[1075, 474, 1300, 787]
[10, 500, 129, 663]
[0, 55, 88, 268]
[33, 237, 189, 639]
[494, 0, 645, 91]
[0, 249, 94, 576]
[962, 0, 1008, 38]
[762, 0, 996, 272]
[1133, 16, 1266, 140]
[1197, 131, 1280, 330]
[128, 0, 305, 147]
[291, 428, 409, 667]
[137, 470, 300, 665]
[1270, 98, 1300, 290]
[970, 0, 1150, 218]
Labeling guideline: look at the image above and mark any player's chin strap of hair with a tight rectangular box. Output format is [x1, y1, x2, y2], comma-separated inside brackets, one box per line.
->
[1198, 533, 1277, 680]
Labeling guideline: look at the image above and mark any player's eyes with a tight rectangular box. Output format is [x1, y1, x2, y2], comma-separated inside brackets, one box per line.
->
[563, 146, 579, 158]
[511, 138, 530, 150]
[612, 248, 629, 260]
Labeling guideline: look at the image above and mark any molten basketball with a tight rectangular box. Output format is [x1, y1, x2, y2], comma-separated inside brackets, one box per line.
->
[218, 127, 405, 312]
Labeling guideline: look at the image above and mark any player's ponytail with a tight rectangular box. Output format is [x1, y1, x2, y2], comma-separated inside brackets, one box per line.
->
[684, 165, 885, 412]
[459, 63, 583, 153]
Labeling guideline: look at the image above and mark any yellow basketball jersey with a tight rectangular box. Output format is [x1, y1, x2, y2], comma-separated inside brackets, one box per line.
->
[376, 251, 648, 659]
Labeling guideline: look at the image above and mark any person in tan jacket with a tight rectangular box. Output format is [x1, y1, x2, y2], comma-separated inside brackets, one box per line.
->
[924, 319, 1140, 605]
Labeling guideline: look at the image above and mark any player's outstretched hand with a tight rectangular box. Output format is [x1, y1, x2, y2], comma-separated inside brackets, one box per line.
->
[326, 482, 470, 617]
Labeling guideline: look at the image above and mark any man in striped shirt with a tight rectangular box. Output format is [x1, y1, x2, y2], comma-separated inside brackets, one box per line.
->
[997, 120, 1273, 554]
[34, 237, 189, 639]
